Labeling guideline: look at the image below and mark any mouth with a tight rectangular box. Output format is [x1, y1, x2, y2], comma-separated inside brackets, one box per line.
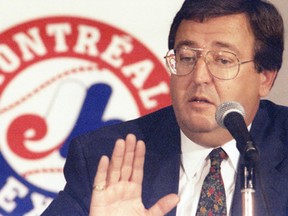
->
[189, 96, 213, 104]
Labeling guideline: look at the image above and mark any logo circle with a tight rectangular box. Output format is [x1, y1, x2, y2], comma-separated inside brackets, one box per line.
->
[0, 15, 170, 200]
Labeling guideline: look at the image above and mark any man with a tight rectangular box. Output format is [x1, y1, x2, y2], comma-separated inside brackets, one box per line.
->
[42, 0, 288, 215]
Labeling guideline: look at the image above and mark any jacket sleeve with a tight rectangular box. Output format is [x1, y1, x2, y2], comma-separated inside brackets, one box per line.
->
[41, 136, 100, 216]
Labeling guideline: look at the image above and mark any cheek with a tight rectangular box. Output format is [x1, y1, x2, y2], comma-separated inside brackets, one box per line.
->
[170, 77, 187, 102]
[218, 85, 250, 101]
[169, 79, 177, 102]
[213, 82, 232, 102]
[216, 78, 260, 115]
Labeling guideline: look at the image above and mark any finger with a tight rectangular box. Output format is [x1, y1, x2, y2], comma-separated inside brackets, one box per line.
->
[107, 138, 125, 184]
[130, 140, 145, 184]
[120, 134, 137, 181]
[93, 156, 109, 193]
[148, 194, 180, 216]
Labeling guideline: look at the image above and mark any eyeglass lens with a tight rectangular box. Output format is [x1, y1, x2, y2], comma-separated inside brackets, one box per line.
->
[167, 48, 240, 80]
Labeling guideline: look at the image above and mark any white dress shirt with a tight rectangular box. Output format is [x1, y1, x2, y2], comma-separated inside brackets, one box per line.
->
[176, 130, 240, 216]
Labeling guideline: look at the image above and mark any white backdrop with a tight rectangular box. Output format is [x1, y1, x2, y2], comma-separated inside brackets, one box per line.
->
[265, 0, 288, 106]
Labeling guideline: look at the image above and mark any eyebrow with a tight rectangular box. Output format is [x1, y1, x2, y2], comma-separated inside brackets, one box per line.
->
[212, 41, 241, 55]
[174, 40, 241, 55]
[174, 40, 198, 49]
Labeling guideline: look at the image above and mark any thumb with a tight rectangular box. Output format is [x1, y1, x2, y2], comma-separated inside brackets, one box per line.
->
[148, 194, 180, 216]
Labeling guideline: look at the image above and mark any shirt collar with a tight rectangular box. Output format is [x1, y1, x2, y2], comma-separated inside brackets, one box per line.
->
[180, 130, 240, 180]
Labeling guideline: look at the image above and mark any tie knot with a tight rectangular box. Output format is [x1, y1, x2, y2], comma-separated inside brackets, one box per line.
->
[209, 148, 227, 167]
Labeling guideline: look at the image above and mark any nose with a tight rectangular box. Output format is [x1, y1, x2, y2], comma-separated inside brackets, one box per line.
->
[189, 57, 213, 84]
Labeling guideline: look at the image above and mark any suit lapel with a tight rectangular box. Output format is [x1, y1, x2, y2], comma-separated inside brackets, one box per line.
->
[232, 154, 288, 216]
[232, 101, 288, 215]
[141, 106, 181, 216]
[143, 152, 180, 216]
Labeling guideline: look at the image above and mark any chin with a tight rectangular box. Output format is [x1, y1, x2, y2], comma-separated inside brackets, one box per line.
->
[182, 115, 217, 133]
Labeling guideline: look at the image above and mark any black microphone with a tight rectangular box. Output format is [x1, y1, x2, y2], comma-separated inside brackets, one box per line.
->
[215, 101, 259, 165]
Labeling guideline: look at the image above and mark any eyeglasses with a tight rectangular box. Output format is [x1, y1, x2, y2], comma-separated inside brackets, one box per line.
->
[165, 47, 254, 80]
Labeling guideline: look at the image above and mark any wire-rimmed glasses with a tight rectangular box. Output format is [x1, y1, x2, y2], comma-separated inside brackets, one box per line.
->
[165, 47, 254, 80]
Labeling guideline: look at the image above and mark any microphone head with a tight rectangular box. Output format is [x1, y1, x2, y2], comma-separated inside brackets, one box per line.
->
[215, 101, 245, 128]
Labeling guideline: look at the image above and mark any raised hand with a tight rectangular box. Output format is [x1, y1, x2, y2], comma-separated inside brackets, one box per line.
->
[89, 134, 179, 216]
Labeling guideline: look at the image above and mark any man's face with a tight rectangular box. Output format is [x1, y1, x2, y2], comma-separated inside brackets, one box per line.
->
[170, 14, 276, 147]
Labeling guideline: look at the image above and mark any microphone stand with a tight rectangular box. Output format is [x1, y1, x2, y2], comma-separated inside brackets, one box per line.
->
[240, 141, 259, 216]
[241, 161, 255, 216]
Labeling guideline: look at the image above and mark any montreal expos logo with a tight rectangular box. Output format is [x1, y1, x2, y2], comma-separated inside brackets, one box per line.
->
[0, 16, 170, 215]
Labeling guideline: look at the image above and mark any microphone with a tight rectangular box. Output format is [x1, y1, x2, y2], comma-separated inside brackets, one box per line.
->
[215, 101, 259, 165]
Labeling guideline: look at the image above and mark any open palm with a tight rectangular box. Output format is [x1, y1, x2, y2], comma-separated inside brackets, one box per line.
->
[89, 134, 179, 216]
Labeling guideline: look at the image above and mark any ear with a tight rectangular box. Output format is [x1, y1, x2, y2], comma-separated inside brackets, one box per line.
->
[259, 70, 277, 97]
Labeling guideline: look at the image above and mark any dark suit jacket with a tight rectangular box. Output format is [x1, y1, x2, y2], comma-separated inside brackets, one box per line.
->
[42, 100, 288, 215]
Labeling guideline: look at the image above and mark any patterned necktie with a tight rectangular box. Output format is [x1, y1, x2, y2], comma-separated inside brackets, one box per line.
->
[196, 148, 228, 216]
